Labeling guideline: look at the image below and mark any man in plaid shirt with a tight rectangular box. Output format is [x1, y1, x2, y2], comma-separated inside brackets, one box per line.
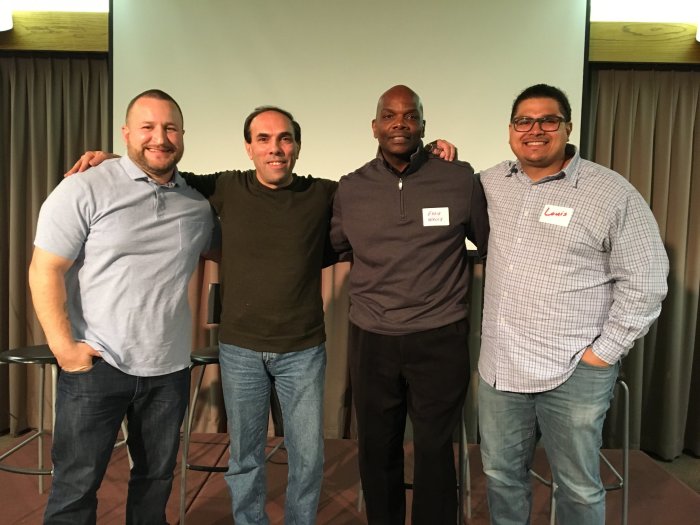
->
[478, 84, 668, 524]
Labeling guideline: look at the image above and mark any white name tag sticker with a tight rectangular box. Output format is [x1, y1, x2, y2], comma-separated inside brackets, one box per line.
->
[422, 207, 450, 226]
[539, 205, 573, 227]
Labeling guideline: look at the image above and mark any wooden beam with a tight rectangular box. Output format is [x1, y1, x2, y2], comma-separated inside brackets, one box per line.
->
[0, 11, 108, 52]
[590, 21, 700, 64]
[1, 15, 698, 64]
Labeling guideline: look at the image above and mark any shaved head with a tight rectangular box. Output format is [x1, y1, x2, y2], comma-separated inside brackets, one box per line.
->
[376, 85, 423, 118]
[372, 85, 425, 172]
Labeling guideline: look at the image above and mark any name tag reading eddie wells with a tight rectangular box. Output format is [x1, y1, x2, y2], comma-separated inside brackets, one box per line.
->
[539, 205, 573, 227]
[423, 207, 449, 226]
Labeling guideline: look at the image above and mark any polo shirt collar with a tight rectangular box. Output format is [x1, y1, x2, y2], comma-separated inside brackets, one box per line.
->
[120, 155, 181, 187]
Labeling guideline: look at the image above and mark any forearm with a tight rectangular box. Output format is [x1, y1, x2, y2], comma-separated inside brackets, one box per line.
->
[28, 263, 75, 355]
[591, 194, 669, 363]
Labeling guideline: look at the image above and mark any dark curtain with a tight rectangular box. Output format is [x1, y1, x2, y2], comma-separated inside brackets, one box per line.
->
[587, 68, 700, 460]
[0, 54, 109, 434]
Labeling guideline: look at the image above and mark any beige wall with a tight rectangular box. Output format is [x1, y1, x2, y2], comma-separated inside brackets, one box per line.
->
[112, 0, 587, 176]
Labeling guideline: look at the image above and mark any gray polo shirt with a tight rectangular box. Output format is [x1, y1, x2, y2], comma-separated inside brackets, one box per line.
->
[34, 156, 213, 376]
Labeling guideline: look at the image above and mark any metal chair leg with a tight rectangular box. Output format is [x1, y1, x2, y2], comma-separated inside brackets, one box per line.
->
[180, 361, 227, 524]
[0, 364, 53, 493]
[622, 380, 629, 525]
[115, 420, 132, 469]
[549, 482, 556, 525]
[51, 364, 58, 433]
[180, 363, 207, 525]
[458, 421, 465, 525]
[458, 402, 471, 523]
[531, 378, 630, 525]
[38, 363, 46, 494]
[599, 379, 629, 525]
[265, 438, 284, 461]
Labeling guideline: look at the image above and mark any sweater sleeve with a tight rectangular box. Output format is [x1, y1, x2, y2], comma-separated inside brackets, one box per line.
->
[468, 173, 489, 260]
[329, 181, 352, 255]
[179, 171, 220, 199]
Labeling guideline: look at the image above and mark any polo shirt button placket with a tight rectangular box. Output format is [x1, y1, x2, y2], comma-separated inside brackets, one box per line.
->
[155, 187, 166, 219]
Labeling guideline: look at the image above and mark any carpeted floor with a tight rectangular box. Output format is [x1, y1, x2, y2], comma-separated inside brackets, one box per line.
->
[2, 434, 699, 524]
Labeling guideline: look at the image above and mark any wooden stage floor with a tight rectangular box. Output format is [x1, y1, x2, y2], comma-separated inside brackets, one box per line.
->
[2, 434, 699, 524]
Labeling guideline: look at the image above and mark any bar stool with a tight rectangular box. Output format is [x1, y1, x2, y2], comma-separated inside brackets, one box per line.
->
[0, 345, 131, 494]
[530, 378, 630, 525]
[179, 345, 225, 524]
[0, 344, 58, 494]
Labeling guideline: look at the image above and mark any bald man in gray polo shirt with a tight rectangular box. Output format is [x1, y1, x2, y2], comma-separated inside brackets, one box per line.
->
[29, 89, 213, 525]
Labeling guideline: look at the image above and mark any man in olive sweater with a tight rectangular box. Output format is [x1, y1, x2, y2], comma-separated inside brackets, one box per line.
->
[177, 107, 336, 525]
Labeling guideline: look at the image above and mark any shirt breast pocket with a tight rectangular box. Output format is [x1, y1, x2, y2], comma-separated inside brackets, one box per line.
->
[178, 219, 210, 253]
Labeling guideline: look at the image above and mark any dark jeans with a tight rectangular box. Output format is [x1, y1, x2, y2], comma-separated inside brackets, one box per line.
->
[349, 320, 470, 525]
[44, 358, 189, 525]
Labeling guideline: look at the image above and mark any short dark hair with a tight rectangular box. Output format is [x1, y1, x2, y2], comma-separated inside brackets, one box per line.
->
[510, 84, 572, 122]
[125, 89, 183, 124]
[243, 106, 301, 145]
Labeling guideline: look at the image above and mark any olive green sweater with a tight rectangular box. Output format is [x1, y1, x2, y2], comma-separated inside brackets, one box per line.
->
[182, 170, 337, 353]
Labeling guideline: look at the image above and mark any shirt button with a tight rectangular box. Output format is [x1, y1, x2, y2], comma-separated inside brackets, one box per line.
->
[524, 211, 529, 217]
[516, 238, 522, 244]
[508, 264, 514, 271]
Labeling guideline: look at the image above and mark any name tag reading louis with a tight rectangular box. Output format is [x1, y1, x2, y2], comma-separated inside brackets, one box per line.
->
[422, 207, 450, 226]
[539, 205, 573, 227]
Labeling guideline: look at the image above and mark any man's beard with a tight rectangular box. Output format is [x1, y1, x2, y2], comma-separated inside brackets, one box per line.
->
[130, 145, 182, 177]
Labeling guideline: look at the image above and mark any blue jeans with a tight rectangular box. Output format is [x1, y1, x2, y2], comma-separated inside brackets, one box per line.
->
[44, 358, 189, 525]
[478, 360, 619, 525]
[219, 342, 326, 525]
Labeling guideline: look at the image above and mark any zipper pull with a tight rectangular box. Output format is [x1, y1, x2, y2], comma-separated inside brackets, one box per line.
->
[398, 178, 403, 190]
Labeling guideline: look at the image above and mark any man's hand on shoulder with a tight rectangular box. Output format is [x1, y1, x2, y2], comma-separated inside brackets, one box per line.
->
[425, 139, 458, 162]
[64, 151, 120, 177]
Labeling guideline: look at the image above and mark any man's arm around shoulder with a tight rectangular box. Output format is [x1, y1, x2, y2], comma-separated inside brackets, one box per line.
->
[179, 171, 225, 199]
[469, 172, 489, 260]
[64, 150, 224, 200]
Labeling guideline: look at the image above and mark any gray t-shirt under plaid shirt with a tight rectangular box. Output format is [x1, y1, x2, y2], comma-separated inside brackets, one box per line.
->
[478, 145, 668, 393]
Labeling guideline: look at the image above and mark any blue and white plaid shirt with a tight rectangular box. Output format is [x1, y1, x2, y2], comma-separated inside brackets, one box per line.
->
[478, 146, 668, 393]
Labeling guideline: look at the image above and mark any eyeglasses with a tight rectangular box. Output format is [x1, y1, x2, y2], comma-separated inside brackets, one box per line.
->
[511, 116, 567, 132]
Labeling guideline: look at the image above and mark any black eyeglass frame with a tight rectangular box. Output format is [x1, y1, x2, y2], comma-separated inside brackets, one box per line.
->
[510, 116, 568, 132]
